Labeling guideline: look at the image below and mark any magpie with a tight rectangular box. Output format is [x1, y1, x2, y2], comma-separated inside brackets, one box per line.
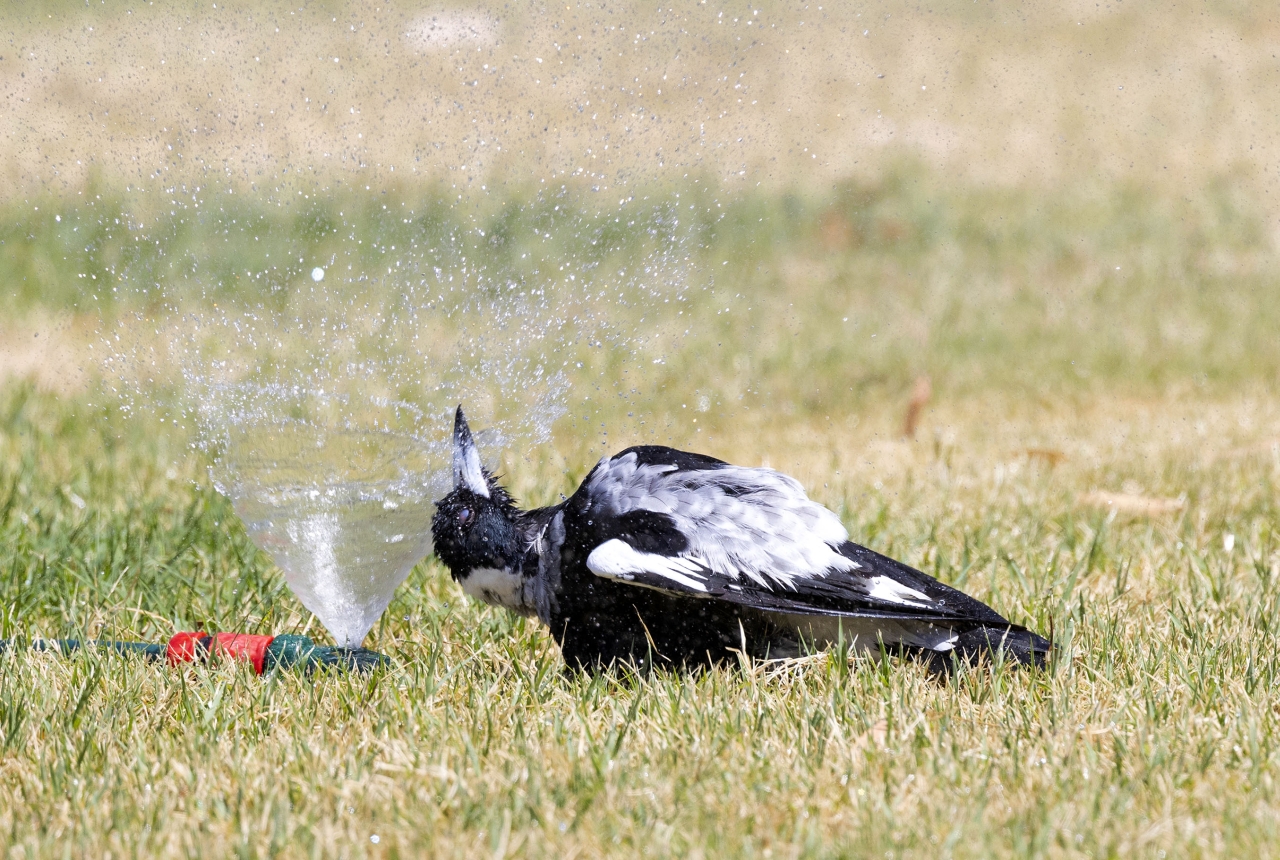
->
[431, 407, 1051, 674]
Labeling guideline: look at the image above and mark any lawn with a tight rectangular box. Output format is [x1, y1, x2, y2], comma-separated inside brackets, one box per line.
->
[3, 2, 1280, 857]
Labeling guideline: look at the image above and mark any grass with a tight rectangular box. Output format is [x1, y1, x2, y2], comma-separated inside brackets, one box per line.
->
[4, 0, 1280, 855]
[3, 373, 1280, 857]
[2, 169, 1280, 857]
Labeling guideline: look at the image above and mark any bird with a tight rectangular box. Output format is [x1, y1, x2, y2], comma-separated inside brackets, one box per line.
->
[431, 407, 1051, 674]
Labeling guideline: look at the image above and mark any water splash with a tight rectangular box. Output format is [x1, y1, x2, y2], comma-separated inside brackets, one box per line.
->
[212, 409, 444, 648]
[105, 190, 703, 647]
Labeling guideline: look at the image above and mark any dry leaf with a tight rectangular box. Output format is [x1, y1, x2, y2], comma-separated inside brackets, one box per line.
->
[902, 375, 932, 438]
[1025, 448, 1066, 467]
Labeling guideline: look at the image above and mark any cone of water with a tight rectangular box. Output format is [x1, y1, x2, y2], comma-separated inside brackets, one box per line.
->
[208, 390, 448, 648]
[148, 192, 692, 648]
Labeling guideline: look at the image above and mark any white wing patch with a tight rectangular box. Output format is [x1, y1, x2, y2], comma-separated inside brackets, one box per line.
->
[587, 538, 710, 593]
[867, 576, 931, 607]
[584, 452, 861, 591]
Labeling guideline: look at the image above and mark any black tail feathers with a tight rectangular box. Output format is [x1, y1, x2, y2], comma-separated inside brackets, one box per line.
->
[920, 624, 1052, 675]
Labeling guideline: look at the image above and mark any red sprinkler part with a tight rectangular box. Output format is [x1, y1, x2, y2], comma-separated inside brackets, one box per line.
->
[212, 633, 275, 673]
[166, 631, 211, 666]
[165, 632, 276, 673]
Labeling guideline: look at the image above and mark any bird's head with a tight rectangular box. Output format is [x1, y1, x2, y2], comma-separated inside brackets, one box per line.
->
[431, 407, 521, 580]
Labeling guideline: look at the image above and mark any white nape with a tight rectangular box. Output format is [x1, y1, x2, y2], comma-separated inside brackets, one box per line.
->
[583, 453, 858, 590]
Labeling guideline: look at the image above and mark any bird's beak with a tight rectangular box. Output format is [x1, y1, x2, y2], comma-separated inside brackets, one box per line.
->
[452, 406, 491, 498]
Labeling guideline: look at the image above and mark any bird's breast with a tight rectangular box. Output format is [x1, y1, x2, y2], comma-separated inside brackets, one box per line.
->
[459, 566, 532, 615]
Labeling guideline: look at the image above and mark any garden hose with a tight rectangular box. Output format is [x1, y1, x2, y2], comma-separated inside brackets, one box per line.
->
[0, 632, 388, 673]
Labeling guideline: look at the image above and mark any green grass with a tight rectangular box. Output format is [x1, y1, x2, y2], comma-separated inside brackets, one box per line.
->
[7, 167, 1278, 406]
[6, 0, 1280, 853]
[3, 374, 1280, 857]
[2, 166, 1280, 856]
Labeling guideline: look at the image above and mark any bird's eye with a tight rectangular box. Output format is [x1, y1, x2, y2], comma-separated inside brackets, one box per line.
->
[458, 507, 473, 526]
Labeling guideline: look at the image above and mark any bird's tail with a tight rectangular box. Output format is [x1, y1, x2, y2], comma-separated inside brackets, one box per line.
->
[922, 624, 1052, 674]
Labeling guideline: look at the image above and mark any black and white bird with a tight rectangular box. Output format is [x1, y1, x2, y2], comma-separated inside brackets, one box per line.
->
[431, 407, 1050, 673]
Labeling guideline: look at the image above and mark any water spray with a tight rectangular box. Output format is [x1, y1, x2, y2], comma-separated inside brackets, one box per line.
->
[90, 183, 702, 662]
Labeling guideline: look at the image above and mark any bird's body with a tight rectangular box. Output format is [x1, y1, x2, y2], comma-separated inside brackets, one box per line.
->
[432, 409, 1050, 673]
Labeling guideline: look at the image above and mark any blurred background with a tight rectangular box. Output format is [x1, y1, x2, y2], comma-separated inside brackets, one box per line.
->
[2, 0, 1279, 606]
[7, 2, 1279, 195]
[5, 1, 1274, 437]
[4, 5, 1280, 855]
[3, 1, 1277, 431]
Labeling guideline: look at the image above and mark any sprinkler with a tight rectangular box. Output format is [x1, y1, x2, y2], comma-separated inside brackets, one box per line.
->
[0, 631, 389, 673]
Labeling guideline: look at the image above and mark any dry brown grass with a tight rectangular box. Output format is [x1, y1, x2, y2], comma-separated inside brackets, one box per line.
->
[3, 1, 1279, 221]
[0, 313, 94, 394]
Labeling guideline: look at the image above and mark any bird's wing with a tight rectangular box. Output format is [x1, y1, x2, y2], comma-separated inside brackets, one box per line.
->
[578, 447, 1008, 624]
